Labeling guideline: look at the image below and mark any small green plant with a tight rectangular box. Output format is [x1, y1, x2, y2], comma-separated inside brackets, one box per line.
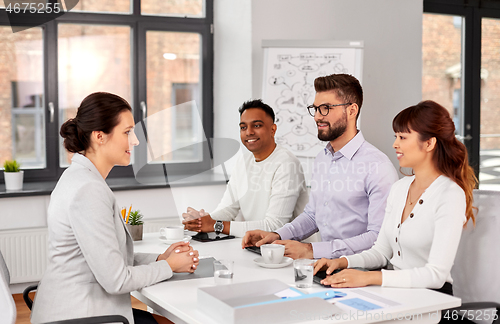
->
[128, 210, 144, 225]
[3, 160, 20, 172]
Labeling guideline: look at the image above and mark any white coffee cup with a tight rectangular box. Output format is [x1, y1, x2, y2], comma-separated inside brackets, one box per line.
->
[260, 244, 285, 264]
[160, 226, 184, 240]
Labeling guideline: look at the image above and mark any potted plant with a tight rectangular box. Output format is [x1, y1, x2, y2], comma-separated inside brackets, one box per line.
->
[126, 209, 144, 241]
[3, 160, 23, 191]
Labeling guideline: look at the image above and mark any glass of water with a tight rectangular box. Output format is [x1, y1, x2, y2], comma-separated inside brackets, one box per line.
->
[294, 259, 314, 288]
[213, 260, 234, 285]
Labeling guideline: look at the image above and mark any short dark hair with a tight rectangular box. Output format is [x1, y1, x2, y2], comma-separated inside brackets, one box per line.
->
[314, 74, 363, 121]
[238, 99, 275, 122]
[60, 92, 132, 153]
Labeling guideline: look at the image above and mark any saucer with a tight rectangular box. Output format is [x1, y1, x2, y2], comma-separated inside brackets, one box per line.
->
[159, 235, 192, 245]
[184, 230, 198, 236]
[254, 257, 293, 269]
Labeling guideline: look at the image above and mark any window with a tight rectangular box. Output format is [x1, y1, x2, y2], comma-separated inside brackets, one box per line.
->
[479, 17, 500, 190]
[145, 31, 202, 164]
[422, 13, 464, 135]
[58, 0, 131, 14]
[142, 0, 204, 17]
[171, 83, 202, 162]
[57, 24, 132, 167]
[0, 0, 214, 184]
[0, 27, 45, 169]
[424, 0, 500, 190]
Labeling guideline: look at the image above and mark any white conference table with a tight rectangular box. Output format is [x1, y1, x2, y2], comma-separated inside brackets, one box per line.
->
[133, 233, 461, 324]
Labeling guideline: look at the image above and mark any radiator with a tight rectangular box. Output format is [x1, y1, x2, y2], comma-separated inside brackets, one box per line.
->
[0, 228, 48, 284]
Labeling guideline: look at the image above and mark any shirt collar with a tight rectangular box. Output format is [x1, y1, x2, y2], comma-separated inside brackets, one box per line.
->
[323, 130, 365, 160]
[71, 153, 103, 179]
[253, 143, 278, 163]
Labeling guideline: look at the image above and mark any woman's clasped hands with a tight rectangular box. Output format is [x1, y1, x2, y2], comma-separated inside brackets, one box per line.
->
[157, 241, 199, 273]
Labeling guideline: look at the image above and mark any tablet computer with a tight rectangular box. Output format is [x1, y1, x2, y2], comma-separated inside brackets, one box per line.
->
[313, 269, 342, 287]
[244, 246, 261, 255]
[191, 232, 235, 242]
[313, 267, 369, 286]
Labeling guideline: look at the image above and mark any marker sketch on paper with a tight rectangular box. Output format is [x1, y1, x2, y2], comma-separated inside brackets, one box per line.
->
[263, 47, 360, 158]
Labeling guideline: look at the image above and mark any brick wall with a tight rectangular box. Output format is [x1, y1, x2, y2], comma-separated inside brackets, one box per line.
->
[423, 14, 500, 150]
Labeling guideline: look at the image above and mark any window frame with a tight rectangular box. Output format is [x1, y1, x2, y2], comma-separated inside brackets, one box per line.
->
[0, 0, 214, 184]
[135, 19, 213, 178]
[424, 0, 500, 179]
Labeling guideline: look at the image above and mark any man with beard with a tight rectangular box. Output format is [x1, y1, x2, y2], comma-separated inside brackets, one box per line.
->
[242, 74, 398, 260]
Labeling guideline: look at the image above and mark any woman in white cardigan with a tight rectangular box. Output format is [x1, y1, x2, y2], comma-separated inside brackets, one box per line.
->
[314, 100, 476, 295]
[31, 92, 199, 324]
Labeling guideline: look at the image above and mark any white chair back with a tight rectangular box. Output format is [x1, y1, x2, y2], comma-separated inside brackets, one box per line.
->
[451, 189, 500, 305]
[0, 251, 16, 324]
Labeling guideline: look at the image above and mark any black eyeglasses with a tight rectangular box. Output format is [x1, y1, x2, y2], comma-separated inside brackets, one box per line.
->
[307, 103, 352, 117]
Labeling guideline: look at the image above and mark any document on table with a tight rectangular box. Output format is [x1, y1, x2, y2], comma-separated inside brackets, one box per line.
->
[168, 257, 216, 282]
[339, 298, 382, 311]
[337, 289, 400, 311]
[274, 287, 303, 298]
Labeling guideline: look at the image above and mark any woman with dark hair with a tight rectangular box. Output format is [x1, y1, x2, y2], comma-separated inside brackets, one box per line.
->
[314, 100, 476, 295]
[31, 92, 198, 324]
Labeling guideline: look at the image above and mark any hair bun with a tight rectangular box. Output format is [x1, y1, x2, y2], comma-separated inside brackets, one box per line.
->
[60, 118, 86, 153]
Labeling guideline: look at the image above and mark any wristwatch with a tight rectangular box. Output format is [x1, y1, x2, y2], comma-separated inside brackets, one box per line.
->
[214, 220, 224, 237]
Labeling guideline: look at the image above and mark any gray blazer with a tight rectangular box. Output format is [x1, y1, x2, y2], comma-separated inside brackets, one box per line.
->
[31, 154, 172, 324]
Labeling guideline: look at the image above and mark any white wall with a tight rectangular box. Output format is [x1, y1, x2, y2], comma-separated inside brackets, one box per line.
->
[213, 0, 253, 143]
[212, 0, 253, 175]
[251, 0, 423, 169]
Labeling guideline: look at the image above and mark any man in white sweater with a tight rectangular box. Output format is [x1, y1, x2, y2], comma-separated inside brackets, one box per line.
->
[182, 99, 309, 237]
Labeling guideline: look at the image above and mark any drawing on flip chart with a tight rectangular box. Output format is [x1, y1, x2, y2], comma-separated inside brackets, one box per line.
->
[263, 45, 362, 157]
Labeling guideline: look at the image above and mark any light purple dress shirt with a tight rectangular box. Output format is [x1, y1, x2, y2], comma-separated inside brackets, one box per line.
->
[275, 131, 398, 259]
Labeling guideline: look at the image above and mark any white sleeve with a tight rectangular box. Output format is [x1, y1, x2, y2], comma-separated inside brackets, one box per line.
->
[210, 155, 244, 222]
[209, 179, 241, 222]
[134, 253, 160, 266]
[228, 160, 306, 237]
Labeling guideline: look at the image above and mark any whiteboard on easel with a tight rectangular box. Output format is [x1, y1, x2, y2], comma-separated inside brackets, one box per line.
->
[262, 40, 364, 158]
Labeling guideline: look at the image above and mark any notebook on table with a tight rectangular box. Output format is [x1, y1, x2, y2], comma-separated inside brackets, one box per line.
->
[168, 257, 216, 282]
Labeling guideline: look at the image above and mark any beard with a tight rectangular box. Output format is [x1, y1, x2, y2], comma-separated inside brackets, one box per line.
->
[317, 111, 348, 142]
